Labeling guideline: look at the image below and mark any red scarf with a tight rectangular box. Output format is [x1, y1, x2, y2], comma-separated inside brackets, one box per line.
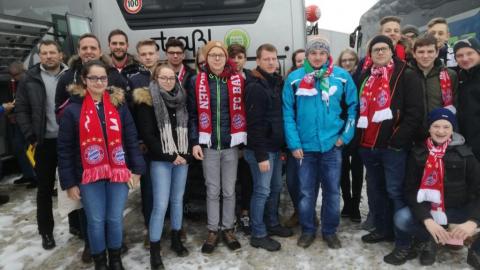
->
[357, 60, 394, 128]
[417, 137, 450, 225]
[79, 91, 131, 184]
[195, 72, 247, 147]
[439, 69, 455, 113]
[177, 65, 186, 83]
[297, 56, 334, 97]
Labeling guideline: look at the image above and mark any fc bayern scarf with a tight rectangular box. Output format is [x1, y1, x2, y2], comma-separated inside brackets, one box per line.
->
[296, 56, 334, 106]
[417, 137, 451, 225]
[195, 72, 247, 147]
[357, 60, 394, 128]
[439, 69, 455, 113]
[79, 91, 131, 184]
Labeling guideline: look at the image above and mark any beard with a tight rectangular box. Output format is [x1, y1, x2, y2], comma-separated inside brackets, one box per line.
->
[112, 50, 127, 61]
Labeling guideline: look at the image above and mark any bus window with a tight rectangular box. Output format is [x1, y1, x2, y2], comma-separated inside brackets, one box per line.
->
[116, 0, 265, 30]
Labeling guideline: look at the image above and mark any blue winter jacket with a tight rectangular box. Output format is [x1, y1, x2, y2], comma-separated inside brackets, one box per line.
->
[283, 65, 358, 153]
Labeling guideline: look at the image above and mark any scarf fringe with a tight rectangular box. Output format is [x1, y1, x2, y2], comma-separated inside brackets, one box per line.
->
[199, 132, 212, 148]
[296, 88, 318, 96]
[444, 105, 456, 114]
[160, 123, 179, 155]
[230, 132, 247, 147]
[357, 116, 369, 128]
[110, 168, 131, 183]
[82, 164, 112, 184]
[417, 188, 441, 204]
[372, 108, 393, 123]
[431, 208, 448, 225]
[176, 127, 188, 154]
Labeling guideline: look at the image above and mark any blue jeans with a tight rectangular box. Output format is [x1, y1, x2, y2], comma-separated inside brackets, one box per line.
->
[149, 161, 188, 242]
[297, 147, 342, 235]
[395, 206, 480, 251]
[244, 150, 283, 238]
[359, 147, 409, 246]
[80, 180, 129, 255]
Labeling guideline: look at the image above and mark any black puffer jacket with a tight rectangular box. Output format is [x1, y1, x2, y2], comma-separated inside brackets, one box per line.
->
[188, 67, 244, 150]
[245, 67, 284, 162]
[405, 133, 480, 224]
[457, 64, 480, 159]
[15, 63, 68, 144]
[357, 57, 424, 149]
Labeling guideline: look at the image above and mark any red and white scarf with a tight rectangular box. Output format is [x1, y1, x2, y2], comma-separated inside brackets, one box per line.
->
[177, 65, 186, 83]
[417, 137, 451, 225]
[439, 69, 455, 113]
[357, 60, 394, 128]
[195, 72, 247, 147]
[79, 91, 131, 184]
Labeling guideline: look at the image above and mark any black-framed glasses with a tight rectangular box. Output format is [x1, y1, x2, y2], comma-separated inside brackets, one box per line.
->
[86, 76, 108, 82]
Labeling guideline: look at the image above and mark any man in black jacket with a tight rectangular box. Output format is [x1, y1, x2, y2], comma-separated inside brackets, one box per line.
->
[454, 37, 480, 160]
[15, 40, 68, 250]
[165, 38, 195, 90]
[244, 44, 292, 251]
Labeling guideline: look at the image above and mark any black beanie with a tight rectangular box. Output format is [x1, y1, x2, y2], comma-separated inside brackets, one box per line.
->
[453, 37, 480, 55]
[368, 35, 395, 55]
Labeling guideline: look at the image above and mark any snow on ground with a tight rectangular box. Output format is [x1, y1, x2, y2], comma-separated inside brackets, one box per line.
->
[0, 173, 474, 270]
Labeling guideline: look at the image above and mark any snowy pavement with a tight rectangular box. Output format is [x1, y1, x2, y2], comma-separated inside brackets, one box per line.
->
[0, 173, 474, 270]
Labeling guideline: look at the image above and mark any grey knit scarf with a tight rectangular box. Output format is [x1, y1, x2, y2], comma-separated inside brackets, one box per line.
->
[149, 81, 188, 155]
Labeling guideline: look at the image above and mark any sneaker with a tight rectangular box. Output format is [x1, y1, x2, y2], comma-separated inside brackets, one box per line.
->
[201, 230, 219, 254]
[222, 229, 241, 251]
[238, 215, 251, 235]
[361, 231, 387, 244]
[468, 248, 480, 270]
[297, 233, 315, 248]
[419, 239, 437, 266]
[41, 234, 56, 250]
[361, 212, 375, 232]
[322, 234, 341, 249]
[267, 225, 293, 238]
[250, 236, 281, 251]
[284, 211, 299, 228]
[383, 246, 417, 265]
[0, 194, 10, 206]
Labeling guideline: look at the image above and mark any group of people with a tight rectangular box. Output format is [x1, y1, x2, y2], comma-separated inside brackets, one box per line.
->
[1, 13, 480, 270]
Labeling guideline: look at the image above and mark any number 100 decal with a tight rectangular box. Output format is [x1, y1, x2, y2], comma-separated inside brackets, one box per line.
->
[124, 0, 142, 14]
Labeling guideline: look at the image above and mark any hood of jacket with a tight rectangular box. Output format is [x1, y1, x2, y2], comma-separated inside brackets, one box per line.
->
[67, 83, 125, 107]
[132, 87, 152, 106]
[67, 54, 114, 70]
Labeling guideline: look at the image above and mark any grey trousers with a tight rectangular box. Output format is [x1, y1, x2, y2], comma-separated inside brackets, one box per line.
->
[202, 147, 239, 231]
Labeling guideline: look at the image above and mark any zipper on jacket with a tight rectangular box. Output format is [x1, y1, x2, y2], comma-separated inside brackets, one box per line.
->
[216, 76, 221, 151]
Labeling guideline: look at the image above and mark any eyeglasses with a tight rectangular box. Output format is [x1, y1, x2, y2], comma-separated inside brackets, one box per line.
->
[372, 47, 390, 54]
[207, 53, 226, 59]
[86, 76, 108, 82]
[167, 51, 184, 56]
[341, 58, 356, 63]
[158, 76, 176, 82]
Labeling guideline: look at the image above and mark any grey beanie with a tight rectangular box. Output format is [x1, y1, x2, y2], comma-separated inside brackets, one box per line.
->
[306, 36, 330, 55]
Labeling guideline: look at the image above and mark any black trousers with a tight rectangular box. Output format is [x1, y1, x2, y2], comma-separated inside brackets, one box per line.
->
[35, 138, 58, 235]
[340, 145, 364, 206]
[237, 157, 253, 211]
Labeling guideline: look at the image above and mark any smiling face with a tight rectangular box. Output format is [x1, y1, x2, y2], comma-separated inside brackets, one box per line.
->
[78, 37, 101, 63]
[109, 34, 128, 61]
[295, 52, 305, 68]
[371, 42, 393, 67]
[83, 65, 108, 100]
[340, 51, 357, 73]
[156, 66, 176, 91]
[207, 47, 227, 75]
[414, 44, 438, 70]
[455, 47, 480, 71]
[429, 119, 453, 145]
[381, 21, 401, 46]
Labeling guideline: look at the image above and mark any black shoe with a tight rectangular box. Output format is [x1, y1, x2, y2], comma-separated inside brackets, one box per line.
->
[92, 250, 108, 270]
[419, 239, 437, 266]
[108, 248, 124, 270]
[14, 177, 33, 185]
[361, 231, 387, 244]
[121, 242, 129, 254]
[267, 225, 293, 238]
[238, 215, 251, 235]
[41, 234, 56, 250]
[150, 241, 165, 270]
[297, 233, 315, 248]
[222, 229, 241, 251]
[201, 230, 219, 254]
[81, 246, 92, 264]
[69, 227, 81, 237]
[350, 207, 361, 223]
[0, 194, 9, 205]
[468, 249, 480, 270]
[323, 234, 341, 249]
[26, 181, 37, 189]
[383, 246, 417, 265]
[250, 236, 281, 251]
[171, 230, 189, 257]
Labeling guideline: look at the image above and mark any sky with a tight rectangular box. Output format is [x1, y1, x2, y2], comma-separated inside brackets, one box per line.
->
[305, 0, 379, 33]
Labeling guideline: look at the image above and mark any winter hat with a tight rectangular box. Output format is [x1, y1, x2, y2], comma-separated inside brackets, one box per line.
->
[306, 36, 330, 55]
[453, 37, 480, 55]
[368, 35, 395, 55]
[427, 107, 457, 130]
[401, 25, 419, 37]
[204, 40, 228, 58]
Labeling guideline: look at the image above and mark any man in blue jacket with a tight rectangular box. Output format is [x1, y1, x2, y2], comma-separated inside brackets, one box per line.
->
[283, 36, 358, 249]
